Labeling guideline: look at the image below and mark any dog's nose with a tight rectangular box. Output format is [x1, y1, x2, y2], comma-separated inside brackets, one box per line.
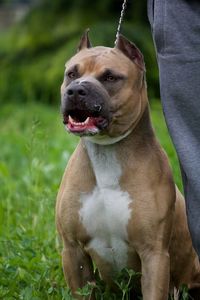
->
[66, 85, 87, 99]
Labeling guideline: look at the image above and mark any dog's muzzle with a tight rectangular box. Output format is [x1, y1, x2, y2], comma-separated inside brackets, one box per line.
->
[61, 80, 111, 136]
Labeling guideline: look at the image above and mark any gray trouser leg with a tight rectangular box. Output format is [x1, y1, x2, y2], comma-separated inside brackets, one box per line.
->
[148, 0, 200, 256]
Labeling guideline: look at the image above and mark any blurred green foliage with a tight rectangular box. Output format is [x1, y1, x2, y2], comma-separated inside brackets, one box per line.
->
[0, 0, 159, 105]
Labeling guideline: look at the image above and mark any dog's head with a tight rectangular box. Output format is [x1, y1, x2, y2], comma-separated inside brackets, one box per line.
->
[61, 30, 146, 144]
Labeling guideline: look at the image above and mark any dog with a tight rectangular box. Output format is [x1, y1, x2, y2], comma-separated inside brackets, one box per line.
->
[56, 30, 200, 299]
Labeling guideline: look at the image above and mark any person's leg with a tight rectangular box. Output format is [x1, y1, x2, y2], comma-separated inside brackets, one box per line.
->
[148, 0, 200, 256]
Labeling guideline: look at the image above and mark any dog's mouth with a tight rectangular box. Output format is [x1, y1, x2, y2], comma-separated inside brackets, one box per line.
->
[63, 109, 109, 136]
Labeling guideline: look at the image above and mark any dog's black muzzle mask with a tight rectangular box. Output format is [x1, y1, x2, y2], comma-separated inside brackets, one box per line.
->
[61, 79, 111, 136]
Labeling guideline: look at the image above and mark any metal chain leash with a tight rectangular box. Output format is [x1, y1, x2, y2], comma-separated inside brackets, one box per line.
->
[114, 0, 128, 46]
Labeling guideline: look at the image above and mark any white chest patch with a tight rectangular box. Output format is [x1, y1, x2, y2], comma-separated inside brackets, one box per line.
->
[79, 141, 132, 271]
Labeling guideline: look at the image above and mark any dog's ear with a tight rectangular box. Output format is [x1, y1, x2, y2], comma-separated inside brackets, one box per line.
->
[77, 29, 92, 52]
[115, 34, 145, 71]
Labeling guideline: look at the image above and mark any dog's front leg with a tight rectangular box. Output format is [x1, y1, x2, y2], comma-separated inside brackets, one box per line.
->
[140, 250, 170, 300]
[62, 240, 95, 300]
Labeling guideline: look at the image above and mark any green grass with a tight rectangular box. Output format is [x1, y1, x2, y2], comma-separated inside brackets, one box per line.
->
[0, 100, 182, 299]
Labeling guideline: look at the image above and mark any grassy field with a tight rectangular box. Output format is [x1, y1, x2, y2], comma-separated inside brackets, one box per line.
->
[0, 100, 183, 299]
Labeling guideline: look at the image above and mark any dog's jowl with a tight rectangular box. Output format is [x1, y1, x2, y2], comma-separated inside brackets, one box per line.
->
[56, 31, 200, 300]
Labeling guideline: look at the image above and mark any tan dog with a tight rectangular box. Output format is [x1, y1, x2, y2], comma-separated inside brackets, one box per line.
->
[56, 31, 200, 299]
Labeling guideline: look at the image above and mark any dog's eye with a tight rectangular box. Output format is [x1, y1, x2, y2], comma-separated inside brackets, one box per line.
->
[105, 74, 116, 82]
[67, 71, 76, 79]
[99, 70, 125, 85]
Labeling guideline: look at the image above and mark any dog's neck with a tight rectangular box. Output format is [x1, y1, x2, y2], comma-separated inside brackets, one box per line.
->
[82, 104, 155, 187]
[84, 128, 133, 145]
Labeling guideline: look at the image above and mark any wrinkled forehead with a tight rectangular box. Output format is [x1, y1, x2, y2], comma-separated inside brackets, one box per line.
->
[65, 46, 134, 76]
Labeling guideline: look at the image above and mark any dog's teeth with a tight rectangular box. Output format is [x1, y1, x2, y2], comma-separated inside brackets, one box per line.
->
[69, 115, 91, 126]
[84, 117, 90, 125]
[69, 115, 74, 123]
[69, 116, 80, 125]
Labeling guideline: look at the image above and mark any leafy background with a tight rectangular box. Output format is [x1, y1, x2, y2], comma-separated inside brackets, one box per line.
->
[0, 0, 159, 105]
[0, 0, 182, 299]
